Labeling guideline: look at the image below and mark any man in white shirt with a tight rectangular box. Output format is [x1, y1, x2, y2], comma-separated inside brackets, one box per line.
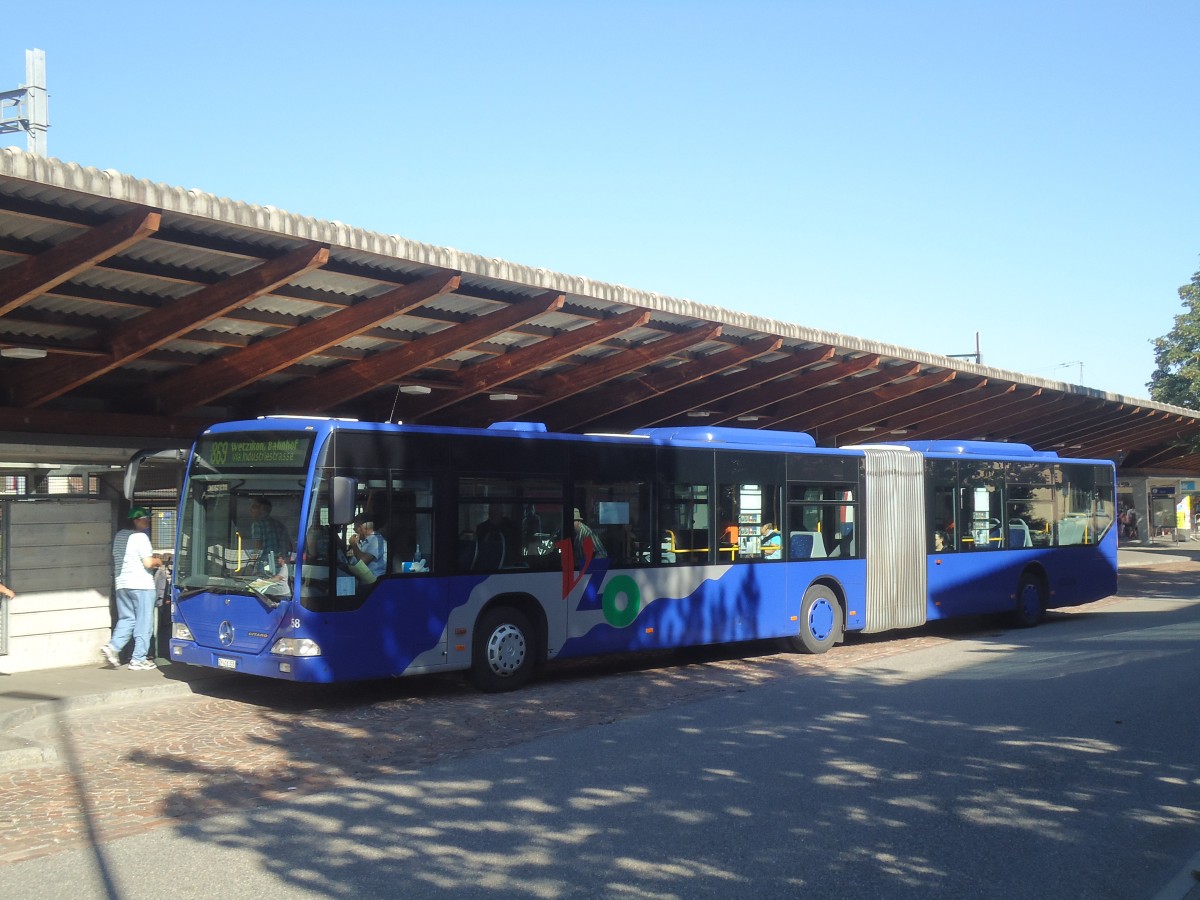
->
[101, 507, 163, 671]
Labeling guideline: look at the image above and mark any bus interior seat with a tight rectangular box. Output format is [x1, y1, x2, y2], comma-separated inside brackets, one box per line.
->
[789, 532, 812, 559]
[811, 532, 828, 558]
[665, 529, 709, 559]
[457, 538, 477, 571]
[600, 525, 640, 565]
[833, 523, 855, 557]
[1057, 517, 1087, 546]
[473, 533, 506, 570]
[1008, 519, 1033, 548]
[790, 532, 827, 559]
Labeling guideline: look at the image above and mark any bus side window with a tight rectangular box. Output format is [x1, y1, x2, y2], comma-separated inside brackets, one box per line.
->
[388, 476, 434, 573]
[926, 460, 958, 553]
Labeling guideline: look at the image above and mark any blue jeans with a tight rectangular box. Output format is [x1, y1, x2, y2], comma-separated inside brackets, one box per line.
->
[110, 588, 156, 663]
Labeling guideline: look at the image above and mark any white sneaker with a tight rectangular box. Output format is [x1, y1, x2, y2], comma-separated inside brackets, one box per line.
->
[100, 644, 119, 668]
[128, 658, 157, 671]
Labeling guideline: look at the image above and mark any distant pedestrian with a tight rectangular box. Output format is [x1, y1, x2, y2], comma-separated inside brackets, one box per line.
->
[101, 507, 163, 671]
[1120, 507, 1138, 541]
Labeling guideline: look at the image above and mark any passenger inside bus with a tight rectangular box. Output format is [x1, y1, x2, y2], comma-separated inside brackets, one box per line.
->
[249, 496, 291, 561]
[572, 508, 607, 566]
[474, 503, 521, 569]
[760, 522, 782, 559]
[347, 515, 388, 578]
[304, 523, 350, 566]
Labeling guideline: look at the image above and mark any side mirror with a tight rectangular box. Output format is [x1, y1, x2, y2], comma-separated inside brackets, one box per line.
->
[125, 447, 189, 500]
[331, 476, 357, 525]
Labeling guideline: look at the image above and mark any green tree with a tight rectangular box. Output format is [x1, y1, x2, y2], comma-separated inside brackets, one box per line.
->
[1149, 268, 1200, 409]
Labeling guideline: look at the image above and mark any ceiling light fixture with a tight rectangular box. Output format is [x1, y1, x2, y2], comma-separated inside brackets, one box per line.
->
[857, 425, 878, 432]
[489, 393, 519, 401]
[399, 385, 431, 395]
[1, 346, 48, 360]
[687, 411, 711, 418]
[737, 415, 763, 422]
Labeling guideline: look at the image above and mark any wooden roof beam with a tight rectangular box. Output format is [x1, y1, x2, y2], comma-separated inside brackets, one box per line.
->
[0, 207, 161, 317]
[889, 382, 1019, 438]
[611, 339, 801, 428]
[824, 378, 994, 445]
[407, 309, 651, 420]
[718, 357, 906, 426]
[286, 292, 566, 412]
[778, 371, 960, 435]
[899, 384, 1026, 437]
[1026, 410, 1147, 454]
[1121, 434, 1200, 468]
[1040, 405, 1170, 450]
[557, 344, 833, 433]
[7, 243, 329, 408]
[986, 396, 1104, 445]
[425, 322, 724, 425]
[1088, 415, 1189, 457]
[931, 391, 1069, 440]
[0, 404, 214, 442]
[151, 271, 462, 412]
[1007, 399, 1114, 445]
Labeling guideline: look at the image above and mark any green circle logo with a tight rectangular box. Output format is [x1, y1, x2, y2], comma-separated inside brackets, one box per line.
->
[602, 575, 642, 628]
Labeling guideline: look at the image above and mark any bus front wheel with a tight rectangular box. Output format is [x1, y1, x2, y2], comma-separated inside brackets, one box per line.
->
[470, 606, 536, 693]
[789, 584, 842, 654]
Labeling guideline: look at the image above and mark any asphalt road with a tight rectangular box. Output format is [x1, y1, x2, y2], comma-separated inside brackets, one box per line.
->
[1, 567, 1198, 899]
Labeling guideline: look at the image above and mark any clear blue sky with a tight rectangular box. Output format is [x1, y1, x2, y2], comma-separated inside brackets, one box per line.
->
[4, 1, 1197, 400]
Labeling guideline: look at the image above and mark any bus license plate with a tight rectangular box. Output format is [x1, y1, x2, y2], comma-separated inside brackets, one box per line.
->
[216, 657, 238, 670]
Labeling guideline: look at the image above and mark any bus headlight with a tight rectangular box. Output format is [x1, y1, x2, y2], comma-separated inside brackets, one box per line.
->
[270, 638, 322, 657]
[173, 622, 195, 641]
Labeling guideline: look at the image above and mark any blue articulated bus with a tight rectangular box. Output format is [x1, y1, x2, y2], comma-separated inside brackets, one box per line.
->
[168, 417, 1117, 691]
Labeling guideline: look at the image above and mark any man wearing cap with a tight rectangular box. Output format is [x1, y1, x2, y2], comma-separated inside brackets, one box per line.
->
[101, 506, 163, 671]
[572, 507, 607, 566]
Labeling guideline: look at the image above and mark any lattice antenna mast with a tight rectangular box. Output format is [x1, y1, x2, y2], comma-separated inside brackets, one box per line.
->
[0, 49, 49, 156]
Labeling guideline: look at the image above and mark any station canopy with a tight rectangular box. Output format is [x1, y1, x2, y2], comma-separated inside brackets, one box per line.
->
[1, 147, 1198, 474]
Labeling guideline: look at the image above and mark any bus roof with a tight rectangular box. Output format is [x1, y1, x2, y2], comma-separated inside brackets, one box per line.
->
[631, 426, 817, 449]
[880, 439, 1061, 459]
[210, 417, 1110, 464]
[223, 417, 824, 451]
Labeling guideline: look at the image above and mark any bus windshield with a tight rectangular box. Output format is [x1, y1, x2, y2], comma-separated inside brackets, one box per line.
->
[176, 432, 313, 602]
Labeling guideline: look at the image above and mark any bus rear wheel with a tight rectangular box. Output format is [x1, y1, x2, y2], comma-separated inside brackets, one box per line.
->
[789, 584, 842, 654]
[470, 606, 536, 693]
[1013, 573, 1045, 628]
